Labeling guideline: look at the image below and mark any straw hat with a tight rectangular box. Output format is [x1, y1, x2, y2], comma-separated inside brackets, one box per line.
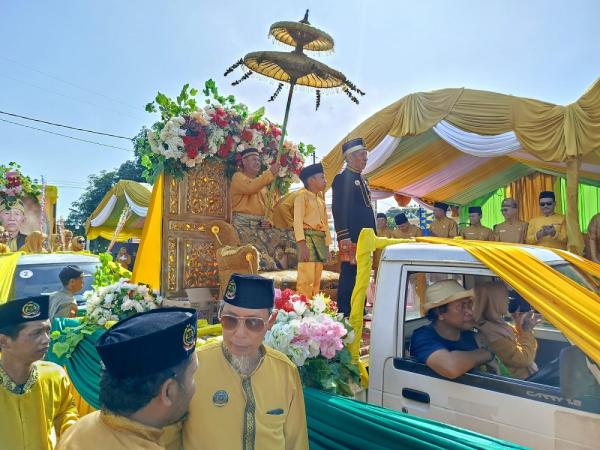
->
[423, 280, 474, 312]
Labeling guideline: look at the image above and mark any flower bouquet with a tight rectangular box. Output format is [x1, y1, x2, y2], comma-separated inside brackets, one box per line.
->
[264, 289, 360, 397]
[0, 162, 41, 210]
[137, 80, 315, 195]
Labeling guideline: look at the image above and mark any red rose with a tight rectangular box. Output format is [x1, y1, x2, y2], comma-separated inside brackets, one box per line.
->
[217, 144, 229, 158]
[241, 129, 253, 142]
[187, 147, 199, 159]
[279, 155, 287, 165]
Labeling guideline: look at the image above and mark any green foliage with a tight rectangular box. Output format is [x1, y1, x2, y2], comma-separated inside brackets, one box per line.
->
[93, 252, 130, 288]
[299, 348, 361, 397]
[50, 321, 95, 360]
[145, 83, 199, 121]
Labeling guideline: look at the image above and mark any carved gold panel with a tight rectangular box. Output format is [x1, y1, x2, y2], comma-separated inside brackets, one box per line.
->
[185, 161, 228, 218]
[183, 240, 218, 288]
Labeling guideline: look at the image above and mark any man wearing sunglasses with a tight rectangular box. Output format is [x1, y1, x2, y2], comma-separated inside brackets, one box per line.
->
[184, 274, 309, 450]
[493, 198, 528, 243]
[526, 191, 567, 249]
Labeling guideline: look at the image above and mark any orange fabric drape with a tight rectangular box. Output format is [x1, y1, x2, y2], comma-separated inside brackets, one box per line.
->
[505, 172, 555, 222]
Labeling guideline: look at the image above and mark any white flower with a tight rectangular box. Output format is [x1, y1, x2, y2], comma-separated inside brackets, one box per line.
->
[312, 296, 327, 314]
[343, 329, 355, 345]
[292, 300, 307, 316]
[97, 317, 107, 326]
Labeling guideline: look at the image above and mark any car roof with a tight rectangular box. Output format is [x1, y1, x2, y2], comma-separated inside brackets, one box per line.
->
[16, 253, 100, 265]
[382, 242, 565, 265]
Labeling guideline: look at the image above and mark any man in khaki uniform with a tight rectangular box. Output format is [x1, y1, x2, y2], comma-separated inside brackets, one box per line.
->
[587, 213, 600, 263]
[429, 202, 458, 238]
[376, 213, 393, 238]
[392, 213, 422, 238]
[461, 206, 493, 241]
[493, 198, 528, 244]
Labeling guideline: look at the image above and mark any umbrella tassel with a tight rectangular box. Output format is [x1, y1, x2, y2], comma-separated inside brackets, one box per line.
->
[268, 83, 284, 102]
[345, 80, 365, 96]
[343, 87, 360, 105]
[231, 71, 253, 86]
[315, 89, 321, 111]
[224, 59, 244, 77]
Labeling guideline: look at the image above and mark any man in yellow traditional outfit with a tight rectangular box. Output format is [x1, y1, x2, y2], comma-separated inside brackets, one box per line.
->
[461, 206, 493, 241]
[376, 213, 393, 238]
[0, 198, 27, 251]
[294, 163, 331, 298]
[493, 198, 528, 243]
[392, 213, 422, 238]
[0, 225, 11, 253]
[526, 191, 567, 249]
[56, 307, 199, 450]
[184, 274, 309, 450]
[0, 295, 78, 449]
[429, 202, 458, 238]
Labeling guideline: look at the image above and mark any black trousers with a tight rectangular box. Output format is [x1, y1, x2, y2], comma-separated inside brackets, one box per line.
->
[337, 262, 357, 317]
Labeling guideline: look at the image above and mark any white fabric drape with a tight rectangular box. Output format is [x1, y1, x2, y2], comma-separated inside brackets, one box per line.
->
[89, 195, 117, 227]
[432, 120, 522, 157]
[363, 136, 402, 175]
[124, 191, 148, 217]
[370, 189, 395, 201]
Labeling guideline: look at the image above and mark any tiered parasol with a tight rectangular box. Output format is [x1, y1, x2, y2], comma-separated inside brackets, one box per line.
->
[224, 10, 364, 213]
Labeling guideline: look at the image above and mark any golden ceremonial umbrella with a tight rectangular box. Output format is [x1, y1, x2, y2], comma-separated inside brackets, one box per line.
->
[224, 10, 364, 214]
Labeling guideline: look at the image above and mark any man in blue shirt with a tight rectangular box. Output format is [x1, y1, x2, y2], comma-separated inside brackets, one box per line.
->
[410, 279, 494, 379]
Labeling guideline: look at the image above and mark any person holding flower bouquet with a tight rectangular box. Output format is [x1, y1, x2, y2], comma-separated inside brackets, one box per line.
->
[184, 274, 309, 450]
[294, 163, 331, 298]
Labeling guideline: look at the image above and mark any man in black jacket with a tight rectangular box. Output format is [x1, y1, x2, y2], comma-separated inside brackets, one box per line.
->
[331, 138, 376, 316]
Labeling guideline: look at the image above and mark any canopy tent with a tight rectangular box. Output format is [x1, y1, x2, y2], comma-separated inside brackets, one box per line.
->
[85, 180, 152, 241]
[322, 78, 600, 254]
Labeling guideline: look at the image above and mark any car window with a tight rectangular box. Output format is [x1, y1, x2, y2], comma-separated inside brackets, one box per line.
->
[13, 262, 98, 299]
[551, 262, 596, 291]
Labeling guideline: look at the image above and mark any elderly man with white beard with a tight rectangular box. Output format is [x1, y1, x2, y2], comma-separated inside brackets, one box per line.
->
[183, 274, 309, 450]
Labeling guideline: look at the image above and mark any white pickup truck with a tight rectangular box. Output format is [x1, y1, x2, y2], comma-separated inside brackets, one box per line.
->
[365, 242, 600, 450]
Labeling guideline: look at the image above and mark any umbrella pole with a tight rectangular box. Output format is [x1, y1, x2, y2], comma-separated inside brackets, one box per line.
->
[264, 82, 296, 219]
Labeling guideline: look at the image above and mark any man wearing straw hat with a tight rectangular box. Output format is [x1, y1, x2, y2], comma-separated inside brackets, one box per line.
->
[332, 137, 376, 316]
[410, 280, 495, 379]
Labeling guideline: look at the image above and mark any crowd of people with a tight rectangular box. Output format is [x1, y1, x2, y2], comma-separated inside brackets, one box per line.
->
[0, 274, 309, 450]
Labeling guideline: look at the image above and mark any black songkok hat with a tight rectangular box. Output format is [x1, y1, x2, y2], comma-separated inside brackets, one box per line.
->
[96, 307, 197, 379]
[240, 147, 260, 158]
[299, 163, 324, 184]
[395, 213, 408, 225]
[376, 213, 387, 219]
[342, 138, 367, 155]
[223, 274, 274, 310]
[433, 202, 449, 212]
[59, 265, 84, 285]
[0, 295, 49, 328]
[539, 191, 555, 201]
[468, 206, 482, 215]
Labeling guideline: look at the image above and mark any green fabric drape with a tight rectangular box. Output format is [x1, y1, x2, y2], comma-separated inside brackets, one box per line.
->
[305, 388, 525, 449]
[49, 318, 103, 409]
[559, 178, 600, 233]
[458, 188, 505, 229]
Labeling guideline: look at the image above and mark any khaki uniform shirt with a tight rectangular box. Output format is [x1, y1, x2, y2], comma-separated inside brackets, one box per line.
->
[376, 227, 393, 238]
[462, 224, 494, 241]
[231, 170, 275, 216]
[526, 214, 567, 249]
[493, 220, 529, 244]
[429, 217, 458, 238]
[391, 225, 422, 239]
[184, 343, 309, 450]
[293, 189, 331, 245]
[56, 411, 182, 450]
[587, 213, 600, 259]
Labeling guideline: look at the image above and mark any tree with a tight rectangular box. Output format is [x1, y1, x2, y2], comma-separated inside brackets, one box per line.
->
[65, 159, 145, 252]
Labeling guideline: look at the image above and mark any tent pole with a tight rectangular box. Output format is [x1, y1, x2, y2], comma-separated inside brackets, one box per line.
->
[566, 157, 584, 255]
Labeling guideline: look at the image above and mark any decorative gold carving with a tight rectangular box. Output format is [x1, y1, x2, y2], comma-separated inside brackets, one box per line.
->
[185, 161, 227, 217]
[169, 178, 179, 214]
[169, 222, 206, 233]
[183, 240, 219, 288]
[167, 237, 177, 292]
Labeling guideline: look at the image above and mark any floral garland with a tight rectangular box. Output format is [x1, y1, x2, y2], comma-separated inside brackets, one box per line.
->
[137, 81, 314, 195]
[265, 289, 361, 397]
[0, 162, 41, 210]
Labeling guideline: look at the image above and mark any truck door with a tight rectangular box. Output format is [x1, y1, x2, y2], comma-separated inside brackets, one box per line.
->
[381, 265, 600, 450]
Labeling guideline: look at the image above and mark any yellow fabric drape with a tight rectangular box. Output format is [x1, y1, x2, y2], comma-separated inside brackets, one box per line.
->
[86, 227, 142, 242]
[0, 252, 21, 304]
[505, 172, 555, 222]
[349, 229, 600, 368]
[131, 175, 162, 290]
[565, 159, 585, 254]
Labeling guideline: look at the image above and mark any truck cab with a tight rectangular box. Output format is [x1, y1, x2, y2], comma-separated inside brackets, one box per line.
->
[367, 242, 600, 449]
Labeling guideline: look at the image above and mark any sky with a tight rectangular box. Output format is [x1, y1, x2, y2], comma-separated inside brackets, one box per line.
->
[1, 0, 599, 218]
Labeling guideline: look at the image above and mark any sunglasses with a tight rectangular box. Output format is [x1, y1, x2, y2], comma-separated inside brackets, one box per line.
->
[539, 201, 554, 206]
[219, 313, 268, 332]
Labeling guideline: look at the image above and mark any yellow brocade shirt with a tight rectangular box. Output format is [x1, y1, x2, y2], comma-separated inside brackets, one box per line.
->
[231, 170, 275, 216]
[293, 189, 331, 245]
[429, 217, 458, 238]
[493, 220, 529, 244]
[391, 225, 422, 239]
[183, 342, 309, 450]
[526, 214, 567, 249]
[461, 224, 494, 241]
[0, 361, 78, 450]
[56, 411, 182, 450]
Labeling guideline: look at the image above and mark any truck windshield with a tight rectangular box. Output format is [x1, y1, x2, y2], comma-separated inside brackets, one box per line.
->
[13, 262, 99, 300]
[551, 263, 596, 291]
